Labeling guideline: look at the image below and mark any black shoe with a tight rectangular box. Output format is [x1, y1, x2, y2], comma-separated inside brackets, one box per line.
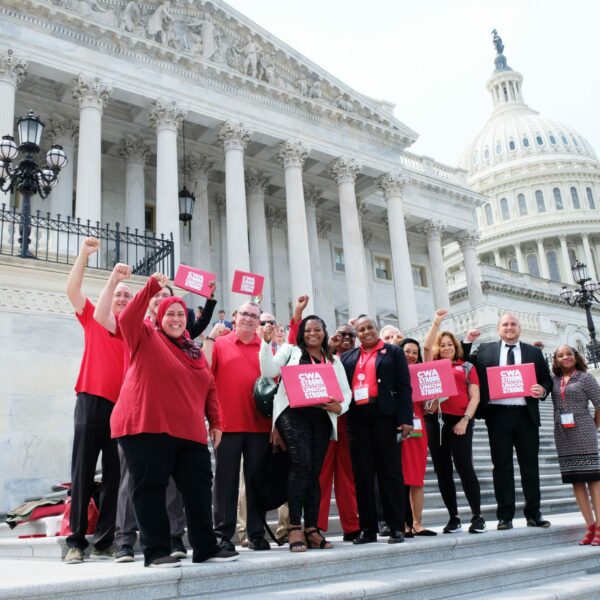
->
[170, 536, 188, 559]
[378, 526, 391, 537]
[469, 515, 487, 534]
[443, 516, 462, 533]
[404, 529, 414, 539]
[352, 531, 377, 545]
[248, 536, 271, 551]
[526, 517, 551, 528]
[218, 538, 236, 552]
[115, 544, 135, 563]
[342, 530, 361, 542]
[205, 547, 239, 562]
[388, 530, 404, 544]
[146, 555, 181, 568]
[497, 519, 513, 530]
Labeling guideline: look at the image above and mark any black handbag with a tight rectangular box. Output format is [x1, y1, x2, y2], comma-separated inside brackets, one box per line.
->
[253, 376, 278, 418]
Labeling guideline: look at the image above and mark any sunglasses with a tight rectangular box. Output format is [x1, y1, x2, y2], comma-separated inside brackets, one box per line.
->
[238, 311, 259, 320]
[338, 331, 356, 339]
[260, 320, 276, 326]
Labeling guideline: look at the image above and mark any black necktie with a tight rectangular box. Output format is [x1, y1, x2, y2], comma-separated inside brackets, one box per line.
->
[506, 344, 516, 366]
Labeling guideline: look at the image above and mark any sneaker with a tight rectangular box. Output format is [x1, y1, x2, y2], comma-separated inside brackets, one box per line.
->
[247, 536, 270, 551]
[205, 547, 239, 562]
[469, 515, 487, 534]
[64, 547, 84, 564]
[115, 544, 135, 563]
[147, 555, 181, 568]
[218, 538, 236, 553]
[170, 536, 188, 559]
[90, 546, 115, 560]
[443, 516, 462, 533]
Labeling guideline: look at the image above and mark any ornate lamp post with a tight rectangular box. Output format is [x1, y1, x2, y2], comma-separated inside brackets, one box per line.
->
[560, 260, 600, 367]
[178, 120, 195, 224]
[0, 111, 67, 258]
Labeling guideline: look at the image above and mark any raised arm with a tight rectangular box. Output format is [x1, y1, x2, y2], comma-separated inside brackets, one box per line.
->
[423, 308, 448, 361]
[259, 321, 292, 377]
[66, 237, 100, 314]
[94, 263, 131, 334]
[189, 282, 217, 339]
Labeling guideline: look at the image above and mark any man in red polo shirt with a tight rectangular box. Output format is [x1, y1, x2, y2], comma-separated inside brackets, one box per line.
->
[64, 238, 131, 564]
[204, 302, 271, 551]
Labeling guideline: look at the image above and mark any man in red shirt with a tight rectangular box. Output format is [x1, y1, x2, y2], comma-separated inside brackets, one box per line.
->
[64, 238, 131, 564]
[204, 302, 271, 551]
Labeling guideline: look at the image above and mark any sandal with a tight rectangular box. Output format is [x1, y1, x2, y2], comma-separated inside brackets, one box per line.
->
[579, 524, 595, 545]
[590, 526, 600, 547]
[287, 526, 307, 553]
[304, 527, 333, 549]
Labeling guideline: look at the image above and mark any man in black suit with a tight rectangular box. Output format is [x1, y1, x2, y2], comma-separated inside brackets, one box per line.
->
[463, 313, 553, 530]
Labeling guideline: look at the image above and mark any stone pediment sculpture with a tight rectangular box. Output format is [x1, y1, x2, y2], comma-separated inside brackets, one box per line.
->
[27, 0, 417, 147]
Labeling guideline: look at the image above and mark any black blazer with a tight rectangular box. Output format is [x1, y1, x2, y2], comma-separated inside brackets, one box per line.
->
[341, 343, 413, 426]
[463, 340, 552, 426]
[186, 298, 217, 340]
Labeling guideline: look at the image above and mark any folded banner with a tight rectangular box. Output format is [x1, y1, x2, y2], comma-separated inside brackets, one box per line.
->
[280, 363, 343, 408]
[174, 265, 216, 297]
[487, 363, 537, 400]
[408, 359, 458, 401]
[232, 270, 264, 296]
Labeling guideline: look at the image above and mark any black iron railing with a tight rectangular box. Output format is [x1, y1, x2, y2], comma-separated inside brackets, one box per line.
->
[0, 203, 175, 278]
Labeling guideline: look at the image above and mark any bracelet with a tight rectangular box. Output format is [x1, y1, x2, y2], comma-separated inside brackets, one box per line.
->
[206, 336, 216, 342]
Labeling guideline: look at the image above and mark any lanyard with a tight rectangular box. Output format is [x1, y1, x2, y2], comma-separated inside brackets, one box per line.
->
[358, 346, 378, 371]
[559, 375, 572, 408]
[309, 354, 325, 365]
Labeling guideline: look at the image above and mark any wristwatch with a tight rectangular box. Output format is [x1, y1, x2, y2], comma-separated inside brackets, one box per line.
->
[463, 414, 471, 422]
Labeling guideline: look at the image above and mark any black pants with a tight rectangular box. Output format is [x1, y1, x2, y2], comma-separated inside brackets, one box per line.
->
[115, 446, 186, 547]
[425, 413, 481, 517]
[485, 405, 541, 521]
[276, 407, 331, 527]
[67, 393, 119, 551]
[213, 432, 270, 542]
[119, 434, 217, 565]
[347, 404, 405, 533]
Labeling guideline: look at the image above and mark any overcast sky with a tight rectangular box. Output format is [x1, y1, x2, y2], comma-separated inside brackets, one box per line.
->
[225, 0, 599, 167]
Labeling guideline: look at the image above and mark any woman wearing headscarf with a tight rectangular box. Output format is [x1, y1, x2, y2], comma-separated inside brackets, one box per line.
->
[551, 345, 600, 545]
[259, 315, 351, 552]
[341, 315, 413, 544]
[110, 271, 236, 568]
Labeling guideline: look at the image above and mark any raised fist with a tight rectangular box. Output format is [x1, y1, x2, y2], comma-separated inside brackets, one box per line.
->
[296, 295, 309, 310]
[112, 263, 131, 282]
[81, 237, 100, 256]
[152, 272, 170, 288]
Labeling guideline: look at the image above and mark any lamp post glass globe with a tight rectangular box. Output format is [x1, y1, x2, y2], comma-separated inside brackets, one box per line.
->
[17, 111, 44, 150]
[0, 135, 19, 162]
[45, 145, 67, 170]
[178, 186, 195, 223]
[571, 260, 590, 285]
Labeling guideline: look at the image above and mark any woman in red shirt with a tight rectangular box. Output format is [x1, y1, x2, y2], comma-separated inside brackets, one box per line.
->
[423, 309, 485, 535]
[111, 272, 236, 568]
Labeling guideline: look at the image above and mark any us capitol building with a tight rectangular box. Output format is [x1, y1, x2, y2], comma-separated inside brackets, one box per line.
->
[0, 1, 596, 511]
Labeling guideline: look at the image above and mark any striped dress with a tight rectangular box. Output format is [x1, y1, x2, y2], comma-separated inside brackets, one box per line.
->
[551, 371, 600, 483]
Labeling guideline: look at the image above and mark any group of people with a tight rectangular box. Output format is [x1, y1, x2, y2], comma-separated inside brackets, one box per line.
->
[62, 236, 600, 568]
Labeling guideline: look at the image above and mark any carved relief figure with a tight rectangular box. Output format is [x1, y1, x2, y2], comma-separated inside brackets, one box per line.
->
[492, 29, 504, 55]
[59, 0, 118, 27]
[147, 0, 174, 46]
[120, 0, 144, 34]
[309, 81, 322, 99]
[335, 94, 353, 112]
[241, 38, 261, 78]
[296, 78, 309, 96]
[200, 17, 218, 60]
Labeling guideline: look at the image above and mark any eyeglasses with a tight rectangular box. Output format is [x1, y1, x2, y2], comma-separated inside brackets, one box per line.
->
[238, 311, 259, 320]
[338, 331, 356, 339]
[260, 320, 276, 326]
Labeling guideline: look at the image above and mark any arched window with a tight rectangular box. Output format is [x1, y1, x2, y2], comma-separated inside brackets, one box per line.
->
[484, 147, 490, 160]
[573, 136, 579, 146]
[549, 135, 557, 145]
[571, 186, 580, 209]
[496, 143, 502, 155]
[500, 197, 510, 220]
[518, 193, 528, 216]
[535, 190, 546, 212]
[553, 187, 563, 210]
[508, 257, 518, 272]
[547, 250, 560, 281]
[536, 135, 544, 145]
[527, 254, 540, 277]
[568, 248, 577, 268]
[484, 203, 494, 226]
[523, 137, 530, 148]
[587, 187, 596, 209]
[509, 140, 516, 151]
[562, 135, 569, 145]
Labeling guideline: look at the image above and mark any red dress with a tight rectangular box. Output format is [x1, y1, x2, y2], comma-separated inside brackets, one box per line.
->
[401, 401, 428, 487]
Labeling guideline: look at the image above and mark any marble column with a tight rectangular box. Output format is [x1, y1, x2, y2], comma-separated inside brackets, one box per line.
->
[304, 184, 324, 317]
[582, 233, 597, 281]
[267, 206, 290, 322]
[515, 242, 526, 273]
[215, 192, 228, 315]
[423, 220, 450, 309]
[46, 118, 78, 219]
[245, 168, 273, 313]
[278, 141, 314, 314]
[217, 121, 252, 310]
[118, 135, 149, 266]
[536, 239, 550, 279]
[493, 248, 501, 268]
[72, 74, 112, 226]
[317, 217, 336, 328]
[377, 172, 417, 330]
[149, 98, 185, 272]
[559, 235, 574, 284]
[330, 157, 370, 320]
[458, 230, 484, 307]
[0, 50, 27, 139]
[185, 154, 214, 271]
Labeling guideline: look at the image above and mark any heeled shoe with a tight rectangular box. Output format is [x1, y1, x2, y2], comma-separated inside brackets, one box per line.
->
[579, 524, 595, 545]
[287, 526, 307, 553]
[304, 527, 333, 549]
[590, 526, 600, 546]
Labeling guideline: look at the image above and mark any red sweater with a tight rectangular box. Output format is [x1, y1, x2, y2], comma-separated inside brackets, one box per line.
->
[111, 277, 222, 443]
